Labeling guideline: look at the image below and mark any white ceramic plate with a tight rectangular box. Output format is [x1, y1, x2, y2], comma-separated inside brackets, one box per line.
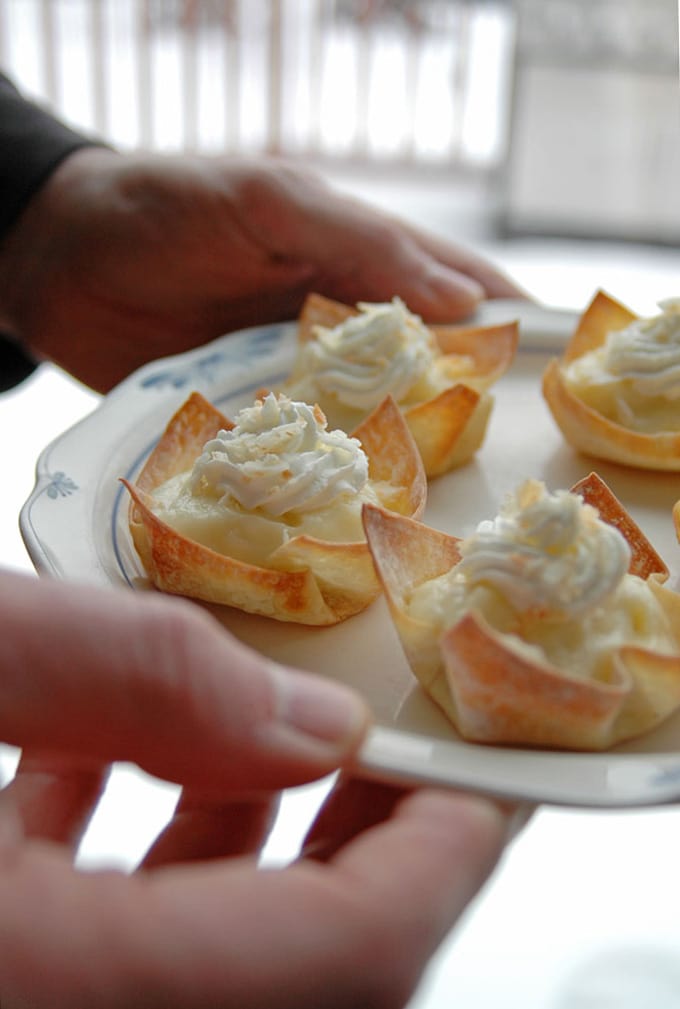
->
[21, 299, 680, 808]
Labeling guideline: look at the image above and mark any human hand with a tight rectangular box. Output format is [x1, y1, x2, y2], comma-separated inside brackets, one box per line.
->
[0, 568, 509, 1008]
[0, 147, 523, 392]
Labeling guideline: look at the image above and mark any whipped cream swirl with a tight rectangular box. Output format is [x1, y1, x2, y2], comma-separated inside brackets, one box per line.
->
[299, 298, 436, 410]
[190, 393, 368, 516]
[602, 298, 680, 399]
[457, 480, 630, 620]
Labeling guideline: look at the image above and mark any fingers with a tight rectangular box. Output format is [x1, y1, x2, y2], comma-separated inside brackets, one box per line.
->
[315, 786, 509, 1007]
[231, 160, 522, 320]
[331, 786, 508, 923]
[140, 791, 280, 868]
[310, 191, 524, 311]
[0, 570, 370, 794]
[302, 779, 509, 949]
[140, 786, 508, 1009]
[293, 191, 486, 318]
[0, 790, 24, 863]
[329, 227, 486, 321]
[300, 775, 407, 861]
[398, 217, 528, 303]
[137, 787, 508, 1009]
[2, 751, 278, 865]
[326, 205, 527, 316]
[0, 783, 507, 1009]
[2, 750, 109, 850]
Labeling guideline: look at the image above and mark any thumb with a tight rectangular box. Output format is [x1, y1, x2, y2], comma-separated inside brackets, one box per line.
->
[0, 570, 370, 793]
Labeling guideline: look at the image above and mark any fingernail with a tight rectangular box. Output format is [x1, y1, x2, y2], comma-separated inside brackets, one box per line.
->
[272, 665, 370, 748]
[425, 267, 483, 315]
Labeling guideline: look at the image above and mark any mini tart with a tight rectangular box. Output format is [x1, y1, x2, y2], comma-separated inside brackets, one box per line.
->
[288, 292, 518, 478]
[543, 289, 680, 470]
[123, 390, 426, 625]
[363, 473, 680, 750]
[672, 498, 680, 548]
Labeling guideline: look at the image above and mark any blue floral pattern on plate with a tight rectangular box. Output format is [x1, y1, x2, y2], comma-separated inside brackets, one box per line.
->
[45, 471, 79, 499]
[139, 325, 284, 391]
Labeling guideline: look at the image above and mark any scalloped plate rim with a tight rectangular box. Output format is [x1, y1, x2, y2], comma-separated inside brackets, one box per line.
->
[22, 299, 680, 808]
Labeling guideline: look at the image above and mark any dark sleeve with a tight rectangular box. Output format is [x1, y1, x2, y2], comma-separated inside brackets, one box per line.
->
[0, 72, 102, 240]
[0, 73, 105, 389]
[0, 333, 37, 391]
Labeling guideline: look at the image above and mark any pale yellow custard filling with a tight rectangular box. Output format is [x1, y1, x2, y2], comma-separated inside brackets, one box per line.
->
[285, 297, 486, 431]
[407, 479, 677, 682]
[409, 572, 674, 683]
[564, 297, 680, 433]
[150, 473, 390, 568]
[147, 392, 399, 569]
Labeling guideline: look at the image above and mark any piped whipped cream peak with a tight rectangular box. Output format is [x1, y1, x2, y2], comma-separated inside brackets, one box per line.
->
[189, 393, 369, 516]
[457, 479, 631, 620]
[301, 297, 437, 410]
[602, 298, 680, 398]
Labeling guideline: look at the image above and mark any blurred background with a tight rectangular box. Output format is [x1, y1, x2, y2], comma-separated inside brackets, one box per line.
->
[1, 0, 679, 307]
[1, 4, 680, 1008]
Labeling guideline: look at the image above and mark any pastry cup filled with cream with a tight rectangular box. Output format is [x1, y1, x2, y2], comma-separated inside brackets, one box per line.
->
[123, 390, 425, 625]
[363, 472, 680, 750]
[543, 290, 680, 470]
[281, 293, 518, 478]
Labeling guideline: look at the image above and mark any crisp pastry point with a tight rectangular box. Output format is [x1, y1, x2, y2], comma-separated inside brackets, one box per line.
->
[543, 290, 680, 471]
[363, 474, 680, 750]
[294, 292, 518, 477]
[571, 472, 668, 581]
[124, 390, 425, 625]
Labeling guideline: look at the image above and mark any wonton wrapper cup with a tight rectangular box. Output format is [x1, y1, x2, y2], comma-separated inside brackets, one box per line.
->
[363, 472, 680, 750]
[672, 499, 680, 550]
[123, 390, 426, 625]
[292, 292, 518, 478]
[543, 289, 680, 470]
